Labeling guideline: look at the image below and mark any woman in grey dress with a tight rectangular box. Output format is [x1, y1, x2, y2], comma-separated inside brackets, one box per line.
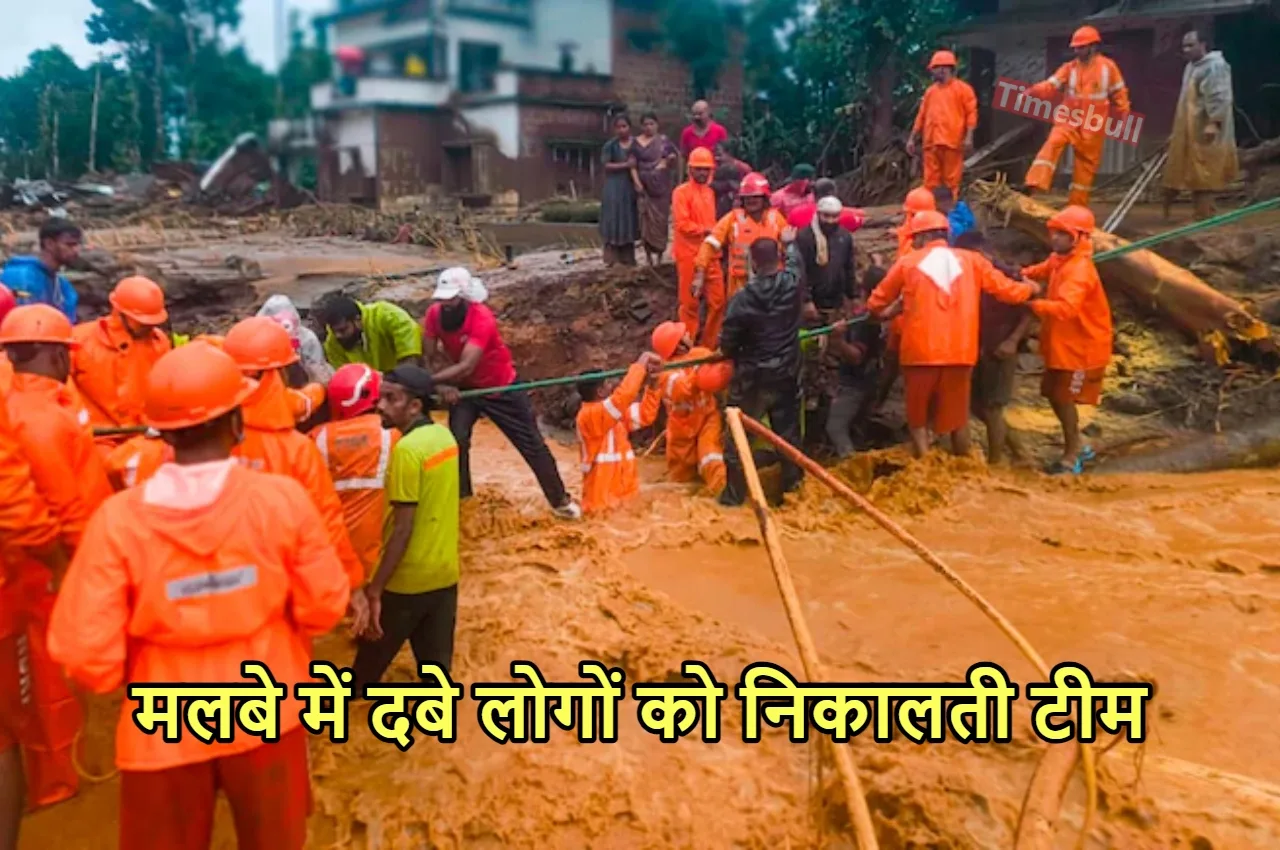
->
[633, 112, 680, 266]
[599, 114, 642, 266]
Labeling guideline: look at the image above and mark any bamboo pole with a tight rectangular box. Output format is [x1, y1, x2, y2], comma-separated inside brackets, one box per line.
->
[736, 413, 1098, 850]
[724, 408, 880, 850]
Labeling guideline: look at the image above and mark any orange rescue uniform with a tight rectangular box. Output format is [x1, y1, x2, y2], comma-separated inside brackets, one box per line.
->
[672, 178, 721, 347]
[578, 364, 648, 514]
[311, 414, 399, 578]
[1023, 54, 1131, 206]
[105, 433, 172, 491]
[696, 207, 789, 326]
[912, 77, 978, 196]
[639, 347, 725, 492]
[1022, 239, 1113, 405]
[235, 371, 365, 589]
[869, 241, 1035, 431]
[289, 382, 326, 423]
[47, 461, 349, 849]
[72, 313, 172, 446]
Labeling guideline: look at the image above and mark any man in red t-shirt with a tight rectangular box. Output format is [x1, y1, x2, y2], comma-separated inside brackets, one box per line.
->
[786, 178, 868, 233]
[423, 267, 580, 520]
[679, 100, 730, 158]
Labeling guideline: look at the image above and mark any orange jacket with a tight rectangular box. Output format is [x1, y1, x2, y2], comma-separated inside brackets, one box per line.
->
[640, 347, 719, 433]
[105, 433, 172, 491]
[868, 240, 1035, 367]
[912, 78, 978, 149]
[47, 462, 349, 771]
[578, 364, 647, 514]
[0, 387, 59, 553]
[71, 313, 172, 432]
[696, 208, 789, 283]
[235, 372, 364, 589]
[311, 414, 399, 578]
[1023, 241, 1113, 371]
[5, 373, 113, 549]
[672, 179, 718, 262]
[1029, 55, 1130, 128]
[289, 383, 326, 423]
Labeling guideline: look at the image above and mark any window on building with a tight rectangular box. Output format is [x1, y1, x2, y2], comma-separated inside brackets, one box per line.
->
[548, 142, 599, 184]
[459, 42, 501, 93]
[392, 35, 447, 80]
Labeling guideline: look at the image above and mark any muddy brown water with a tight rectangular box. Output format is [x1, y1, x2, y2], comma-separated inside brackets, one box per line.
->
[23, 423, 1280, 848]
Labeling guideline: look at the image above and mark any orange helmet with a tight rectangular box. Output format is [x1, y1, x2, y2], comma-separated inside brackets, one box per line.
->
[1070, 26, 1102, 48]
[909, 210, 951, 236]
[0, 286, 15, 327]
[328, 363, 382, 420]
[1048, 205, 1096, 237]
[193, 333, 225, 349]
[903, 187, 936, 214]
[695, 360, 734, 394]
[144, 342, 257, 431]
[0, 304, 76, 345]
[651, 321, 688, 360]
[928, 50, 957, 69]
[110, 276, 168, 325]
[223, 316, 299, 372]
[688, 148, 716, 169]
[739, 172, 770, 197]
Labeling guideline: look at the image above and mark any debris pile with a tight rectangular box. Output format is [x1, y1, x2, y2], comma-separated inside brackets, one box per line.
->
[270, 203, 500, 256]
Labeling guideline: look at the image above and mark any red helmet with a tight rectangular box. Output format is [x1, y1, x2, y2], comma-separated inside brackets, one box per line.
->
[0, 286, 16, 327]
[328, 363, 382, 420]
[739, 172, 770, 197]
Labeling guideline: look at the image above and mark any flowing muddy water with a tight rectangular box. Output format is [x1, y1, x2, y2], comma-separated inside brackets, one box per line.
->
[23, 423, 1280, 848]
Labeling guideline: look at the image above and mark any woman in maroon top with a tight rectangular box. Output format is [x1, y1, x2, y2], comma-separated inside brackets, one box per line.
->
[423, 267, 580, 520]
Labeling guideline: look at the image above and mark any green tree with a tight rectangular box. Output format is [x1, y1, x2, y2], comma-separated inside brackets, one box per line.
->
[661, 0, 730, 97]
[277, 10, 330, 119]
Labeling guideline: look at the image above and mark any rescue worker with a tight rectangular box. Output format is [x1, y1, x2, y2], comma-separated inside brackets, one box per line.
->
[222, 317, 369, 627]
[47, 342, 350, 850]
[640, 322, 726, 494]
[1023, 26, 1131, 207]
[868, 211, 1039, 458]
[895, 187, 938, 257]
[0, 394, 63, 850]
[312, 364, 399, 578]
[1163, 29, 1238, 221]
[576, 352, 662, 514]
[719, 233, 806, 507]
[104, 428, 169, 491]
[694, 172, 789, 324]
[1021, 205, 1113, 474]
[72, 275, 172, 446]
[907, 50, 978, 197]
[424, 268, 581, 520]
[672, 147, 719, 346]
[354, 366, 460, 686]
[878, 186, 939, 407]
[1, 219, 81, 322]
[317, 293, 423, 371]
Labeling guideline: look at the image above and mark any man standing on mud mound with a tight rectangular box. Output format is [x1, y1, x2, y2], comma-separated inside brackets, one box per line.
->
[907, 50, 977, 198]
[423, 267, 582, 520]
[718, 232, 806, 507]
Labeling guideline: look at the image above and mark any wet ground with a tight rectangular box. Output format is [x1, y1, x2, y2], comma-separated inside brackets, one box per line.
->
[24, 423, 1280, 848]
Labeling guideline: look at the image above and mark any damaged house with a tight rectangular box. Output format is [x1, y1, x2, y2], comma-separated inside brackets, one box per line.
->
[302, 0, 742, 208]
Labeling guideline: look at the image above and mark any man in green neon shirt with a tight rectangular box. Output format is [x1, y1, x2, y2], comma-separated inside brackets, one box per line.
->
[318, 294, 423, 371]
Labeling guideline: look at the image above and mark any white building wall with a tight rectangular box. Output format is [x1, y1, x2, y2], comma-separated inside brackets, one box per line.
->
[458, 102, 521, 158]
[333, 108, 379, 177]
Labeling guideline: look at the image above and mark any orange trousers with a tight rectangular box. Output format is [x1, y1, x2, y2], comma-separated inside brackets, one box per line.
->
[923, 145, 963, 197]
[667, 411, 726, 494]
[120, 728, 311, 850]
[679, 257, 726, 348]
[1024, 125, 1104, 207]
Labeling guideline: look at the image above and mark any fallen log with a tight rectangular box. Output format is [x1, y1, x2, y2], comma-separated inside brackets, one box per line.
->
[1241, 135, 1280, 169]
[970, 181, 1271, 358]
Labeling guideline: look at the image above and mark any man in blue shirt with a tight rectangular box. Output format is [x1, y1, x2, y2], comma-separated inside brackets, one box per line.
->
[1, 219, 81, 322]
[932, 186, 976, 245]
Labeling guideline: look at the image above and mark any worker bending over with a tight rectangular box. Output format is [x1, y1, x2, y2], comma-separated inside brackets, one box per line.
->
[223, 318, 368, 626]
[672, 147, 719, 346]
[868, 211, 1038, 458]
[424, 267, 580, 520]
[318, 293, 422, 371]
[72, 276, 171, 447]
[49, 343, 351, 850]
[1023, 26, 1130, 207]
[719, 233, 806, 507]
[577, 352, 662, 514]
[907, 51, 977, 197]
[694, 173, 788, 336]
[312, 364, 399, 578]
[1022, 205, 1113, 474]
[642, 322, 727, 494]
[353, 367, 460, 687]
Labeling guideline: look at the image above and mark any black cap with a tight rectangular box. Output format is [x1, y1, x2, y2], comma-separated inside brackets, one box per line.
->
[384, 365, 436, 408]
